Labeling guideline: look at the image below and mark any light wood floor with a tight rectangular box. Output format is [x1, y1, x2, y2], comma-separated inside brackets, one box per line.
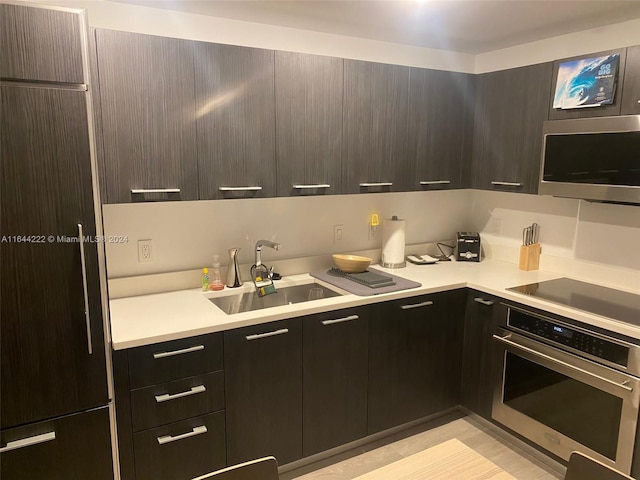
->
[281, 414, 565, 480]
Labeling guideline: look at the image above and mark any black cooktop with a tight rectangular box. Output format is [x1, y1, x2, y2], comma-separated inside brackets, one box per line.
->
[507, 277, 640, 327]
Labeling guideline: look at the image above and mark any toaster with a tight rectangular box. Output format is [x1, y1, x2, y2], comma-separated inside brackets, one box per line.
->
[456, 232, 481, 262]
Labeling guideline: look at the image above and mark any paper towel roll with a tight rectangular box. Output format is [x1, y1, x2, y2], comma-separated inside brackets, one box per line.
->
[381, 216, 406, 268]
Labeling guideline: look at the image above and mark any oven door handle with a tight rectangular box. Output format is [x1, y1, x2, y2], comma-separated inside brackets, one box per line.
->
[492, 334, 634, 393]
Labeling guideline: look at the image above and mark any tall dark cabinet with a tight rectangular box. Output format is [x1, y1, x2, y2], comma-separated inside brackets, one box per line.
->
[95, 29, 198, 203]
[471, 62, 553, 194]
[195, 42, 276, 199]
[622, 45, 640, 115]
[275, 51, 343, 196]
[460, 291, 500, 419]
[343, 60, 412, 193]
[408, 69, 475, 190]
[0, 3, 112, 479]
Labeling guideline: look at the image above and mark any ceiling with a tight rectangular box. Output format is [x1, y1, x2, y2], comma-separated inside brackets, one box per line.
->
[113, 0, 640, 54]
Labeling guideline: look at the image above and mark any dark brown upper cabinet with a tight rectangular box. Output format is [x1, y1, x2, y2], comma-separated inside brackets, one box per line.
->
[407, 69, 475, 190]
[95, 29, 198, 203]
[548, 48, 627, 120]
[0, 3, 85, 84]
[275, 51, 343, 196]
[343, 60, 412, 194]
[471, 62, 553, 194]
[622, 45, 640, 115]
[195, 43, 276, 200]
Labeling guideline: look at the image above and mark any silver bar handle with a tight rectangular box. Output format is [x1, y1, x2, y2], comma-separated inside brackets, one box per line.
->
[246, 328, 289, 341]
[77, 224, 92, 355]
[292, 184, 331, 189]
[420, 180, 450, 185]
[218, 186, 262, 191]
[155, 385, 206, 403]
[491, 181, 523, 187]
[474, 297, 494, 306]
[359, 182, 393, 187]
[131, 188, 180, 194]
[157, 426, 207, 445]
[400, 300, 434, 310]
[153, 345, 204, 359]
[322, 314, 359, 325]
[492, 334, 633, 393]
[0, 431, 56, 453]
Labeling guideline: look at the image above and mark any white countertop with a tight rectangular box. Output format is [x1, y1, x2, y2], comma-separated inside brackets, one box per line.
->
[109, 259, 640, 350]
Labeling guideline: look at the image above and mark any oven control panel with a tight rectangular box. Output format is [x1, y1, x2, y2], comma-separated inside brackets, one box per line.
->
[508, 308, 629, 368]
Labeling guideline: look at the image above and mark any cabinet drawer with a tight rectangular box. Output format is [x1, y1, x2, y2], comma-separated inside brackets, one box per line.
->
[133, 411, 226, 480]
[128, 334, 222, 388]
[0, 406, 112, 480]
[131, 371, 224, 432]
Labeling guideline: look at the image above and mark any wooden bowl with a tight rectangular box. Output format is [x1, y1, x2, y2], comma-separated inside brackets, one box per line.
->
[332, 254, 372, 273]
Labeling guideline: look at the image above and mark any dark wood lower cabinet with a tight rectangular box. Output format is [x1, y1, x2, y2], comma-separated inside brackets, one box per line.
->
[303, 307, 369, 456]
[224, 318, 303, 466]
[113, 288, 502, 477]
[367, 290, 466, 434]
[0, 406, 113, 480]
[133, 411, 226, 480]
[113, 334, 226, 480]
[460, 291, 501, 419]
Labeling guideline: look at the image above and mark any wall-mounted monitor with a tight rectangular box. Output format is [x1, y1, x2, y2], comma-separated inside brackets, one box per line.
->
[552, 54, 620, 109]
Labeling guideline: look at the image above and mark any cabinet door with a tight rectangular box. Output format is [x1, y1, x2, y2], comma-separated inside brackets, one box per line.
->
[549, 48, 627, 120]
[461, 291, 500, 419]
[408, 69, 474, 190]
[472, 62, 553, 194]
[1, 85, 108, 429]
[133, 411, 226, 480]
[224, 319, 302, 465]
[343, 60, 412, 193]
[368, 290, 464, 434]
[303, 307, 368, 456]
[195, 43, 276, 199]
[275, 51, 343, 196]
[0, 3, 85, 83]
[1, 405, 112, 480]
[95, 29, 197, 203]
[622, 45, 640, 115]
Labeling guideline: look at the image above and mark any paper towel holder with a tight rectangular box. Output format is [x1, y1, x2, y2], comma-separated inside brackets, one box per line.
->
[380, 215, 406, 269]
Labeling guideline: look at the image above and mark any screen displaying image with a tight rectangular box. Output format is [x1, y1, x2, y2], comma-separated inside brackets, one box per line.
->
[552, 54, 620, 109]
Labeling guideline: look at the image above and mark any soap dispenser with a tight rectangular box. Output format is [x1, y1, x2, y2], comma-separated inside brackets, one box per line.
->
[226, 247, 243, 288]
[209, 254, 224, 291]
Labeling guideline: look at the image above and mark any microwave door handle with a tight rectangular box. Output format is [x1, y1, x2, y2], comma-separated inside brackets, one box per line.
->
[492, 334, 633, 393]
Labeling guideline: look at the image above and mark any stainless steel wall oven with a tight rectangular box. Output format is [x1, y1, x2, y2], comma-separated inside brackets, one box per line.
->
[492, 305, 640, 474]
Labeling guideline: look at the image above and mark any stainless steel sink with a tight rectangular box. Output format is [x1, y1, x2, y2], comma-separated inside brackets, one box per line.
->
[209, 283, 342, 314]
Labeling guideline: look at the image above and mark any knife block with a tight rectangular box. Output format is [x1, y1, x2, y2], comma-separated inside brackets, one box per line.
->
[519, 243, 541, 271]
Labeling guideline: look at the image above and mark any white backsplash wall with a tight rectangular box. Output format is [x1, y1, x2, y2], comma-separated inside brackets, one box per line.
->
[102, 190, 472, 278]
[470, 190, 640, 273]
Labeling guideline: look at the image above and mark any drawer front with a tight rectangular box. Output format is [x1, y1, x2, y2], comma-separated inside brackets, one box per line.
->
[133, 411, 226, 480]
[0, 406, 113, 480]
[131, 371, 224, 432]
[128, 334, 222, 388]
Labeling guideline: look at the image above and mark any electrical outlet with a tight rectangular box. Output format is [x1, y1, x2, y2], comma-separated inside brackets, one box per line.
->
[333, 224, 343, 244]
[138, 239, 153, 263]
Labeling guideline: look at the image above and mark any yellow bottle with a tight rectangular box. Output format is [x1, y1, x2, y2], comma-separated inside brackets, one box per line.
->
[202, 267, 210, 291]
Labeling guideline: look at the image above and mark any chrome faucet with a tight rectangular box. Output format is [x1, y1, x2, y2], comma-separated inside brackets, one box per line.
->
[255, 240, 280, 269]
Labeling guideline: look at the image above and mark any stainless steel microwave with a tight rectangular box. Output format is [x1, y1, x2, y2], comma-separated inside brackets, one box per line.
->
[539, 115, 640, 204]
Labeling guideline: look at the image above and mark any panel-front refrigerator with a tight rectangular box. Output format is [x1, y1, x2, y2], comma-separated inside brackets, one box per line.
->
[0, 3, 114, 478]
